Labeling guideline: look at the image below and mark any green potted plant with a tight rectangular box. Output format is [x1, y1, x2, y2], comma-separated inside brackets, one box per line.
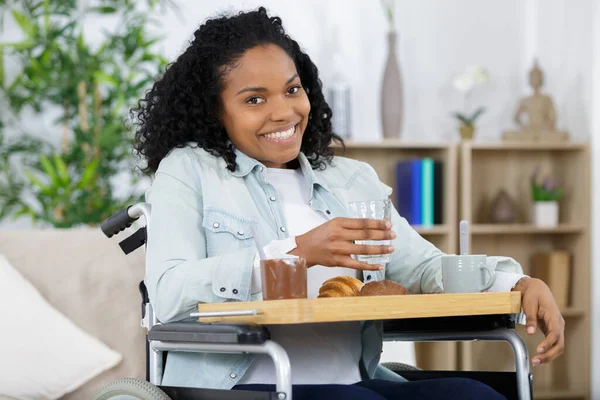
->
[530, 169, 564, 227]
[0, 0, 171, 227]
[452, 65, 489, 141]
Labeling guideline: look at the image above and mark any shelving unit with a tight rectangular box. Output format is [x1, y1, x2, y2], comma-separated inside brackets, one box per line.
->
[413, 225, 450, 235]
[459, 141, 591, 399]
[333, 140, 591, 398]
[560, 308, 585, 318]
[470, 224, 585, 235]
[535, 389, 588, 400]
[333, 140, 458, 370]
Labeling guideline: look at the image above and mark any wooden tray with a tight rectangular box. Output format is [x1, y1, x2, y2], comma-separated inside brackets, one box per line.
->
[196, 292, 521, 324]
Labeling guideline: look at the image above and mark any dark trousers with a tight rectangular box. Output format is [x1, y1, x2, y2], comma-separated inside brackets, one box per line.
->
[234, 378, 508, 400]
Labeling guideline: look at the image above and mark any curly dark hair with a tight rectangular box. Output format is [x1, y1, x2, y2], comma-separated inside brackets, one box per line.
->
[132, 6, 344, 174]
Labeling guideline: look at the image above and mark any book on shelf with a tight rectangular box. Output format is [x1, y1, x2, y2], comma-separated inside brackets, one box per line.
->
[531, 251, 571, 308]
[433, 160, 443, 226]
[395, 158, 443, 227]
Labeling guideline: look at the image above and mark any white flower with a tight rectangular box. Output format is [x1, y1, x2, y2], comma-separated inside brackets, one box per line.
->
[453, 64, 490, 93]
[466, 64, 490, 84]
[453, 74, 474, 93]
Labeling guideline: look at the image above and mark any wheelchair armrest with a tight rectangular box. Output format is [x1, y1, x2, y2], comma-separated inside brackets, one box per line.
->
[383, 314, 515, 334]
[149, 322, 269, 345]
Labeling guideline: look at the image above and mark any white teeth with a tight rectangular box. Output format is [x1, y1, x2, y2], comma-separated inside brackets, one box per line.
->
[264, 126, 295, 140]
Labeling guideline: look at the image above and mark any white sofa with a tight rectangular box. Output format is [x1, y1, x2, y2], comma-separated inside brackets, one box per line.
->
[0, 228, 146, 399]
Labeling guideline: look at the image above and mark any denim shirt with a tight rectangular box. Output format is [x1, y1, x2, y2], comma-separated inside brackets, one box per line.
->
[144, 144, 523, 389]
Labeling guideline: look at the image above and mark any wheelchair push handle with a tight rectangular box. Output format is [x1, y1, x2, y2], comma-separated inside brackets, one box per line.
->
[101, 206, 137, 238]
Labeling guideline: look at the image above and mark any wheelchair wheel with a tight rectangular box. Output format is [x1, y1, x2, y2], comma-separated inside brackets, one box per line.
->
[92, 378, 171, 400]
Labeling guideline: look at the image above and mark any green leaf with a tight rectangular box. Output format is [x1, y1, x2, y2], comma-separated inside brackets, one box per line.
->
[94, 42, 108, 57]
[39, 48, 52, 65]
[110, 94, 125, 117]
[39, 154, 60, 187]
[77, 31, 85, 51]
[13, 207, 38, 221]
[453, 113, 470, 125]
[0, 46, 4, 88]
[141, 52, 155, 62]
[89, 6, 118, 14]
[157, 55, 169, 66]
[43, 0, 50, 32]
[24, 171, 53, 195]
[51, 21, 77, 39]
[93, 70, 118, 86]
[0, 40, 35, 50]
[470, 107, 486, 122]
[11, 10, 36, 38]
[52, 154, 69, 185]
[77, 158, 99, 189]
[29, 57, 45, 75]
[142, 38, 159, 48]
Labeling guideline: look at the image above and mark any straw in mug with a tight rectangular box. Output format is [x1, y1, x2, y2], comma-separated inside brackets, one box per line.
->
[459, 220, 469, 256]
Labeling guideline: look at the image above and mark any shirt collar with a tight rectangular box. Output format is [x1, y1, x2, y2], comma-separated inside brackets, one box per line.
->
[230, 148, 262, 177]
[229, 148, 331, 193]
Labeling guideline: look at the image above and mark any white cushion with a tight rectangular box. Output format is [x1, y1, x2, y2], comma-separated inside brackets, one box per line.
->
[0, 254, 122, 400]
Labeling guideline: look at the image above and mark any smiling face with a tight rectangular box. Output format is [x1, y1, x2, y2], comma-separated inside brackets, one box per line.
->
[220, 44, 311, 169]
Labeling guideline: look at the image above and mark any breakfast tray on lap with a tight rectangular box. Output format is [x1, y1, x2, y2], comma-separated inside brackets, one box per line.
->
[195, 292, 521, 324]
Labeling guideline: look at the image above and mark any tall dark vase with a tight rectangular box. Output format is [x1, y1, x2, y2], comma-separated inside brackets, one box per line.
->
[380, 31, 403, 139]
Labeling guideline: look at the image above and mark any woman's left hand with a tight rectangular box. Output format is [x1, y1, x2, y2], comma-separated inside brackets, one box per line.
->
[513, 277, 565, 367]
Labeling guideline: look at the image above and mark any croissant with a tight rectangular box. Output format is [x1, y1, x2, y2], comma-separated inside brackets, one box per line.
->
[318, 276, 365, 298]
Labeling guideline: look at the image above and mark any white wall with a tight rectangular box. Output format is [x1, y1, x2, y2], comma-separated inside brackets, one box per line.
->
[144, 0, 594, 143]
[2, 0, 594, 143]
[0, 0, 593, 155]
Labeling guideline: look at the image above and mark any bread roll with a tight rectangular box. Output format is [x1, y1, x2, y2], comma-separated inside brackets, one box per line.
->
[318, 276, 364, 298]
[359, 280, 409, 296]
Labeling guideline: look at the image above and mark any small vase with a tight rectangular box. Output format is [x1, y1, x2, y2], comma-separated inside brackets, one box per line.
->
[459, 124, 475, 141]
[532, 201, 559, 227]
[380, 31, 403, 139]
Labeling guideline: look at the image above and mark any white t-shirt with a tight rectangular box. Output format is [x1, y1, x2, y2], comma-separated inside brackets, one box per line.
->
[237, 167, 363, 385]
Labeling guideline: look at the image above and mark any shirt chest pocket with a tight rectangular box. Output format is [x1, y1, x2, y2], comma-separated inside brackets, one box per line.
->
[202, 208, 255, 257]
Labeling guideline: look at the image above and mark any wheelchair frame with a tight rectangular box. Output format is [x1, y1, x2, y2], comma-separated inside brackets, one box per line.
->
[101, 202, 533, 400]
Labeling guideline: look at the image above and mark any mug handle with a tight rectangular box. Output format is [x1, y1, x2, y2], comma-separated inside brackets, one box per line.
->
[480, 267, 496, 291]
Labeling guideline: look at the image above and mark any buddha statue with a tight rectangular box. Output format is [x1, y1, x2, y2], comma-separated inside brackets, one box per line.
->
[503, 61, 569, 141]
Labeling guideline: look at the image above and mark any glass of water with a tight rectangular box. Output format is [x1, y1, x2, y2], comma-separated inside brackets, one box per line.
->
[347, 199, 393, 264]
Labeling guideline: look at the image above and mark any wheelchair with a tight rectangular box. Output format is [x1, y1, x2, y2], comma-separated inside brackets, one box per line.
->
[92, 202, 533, 400]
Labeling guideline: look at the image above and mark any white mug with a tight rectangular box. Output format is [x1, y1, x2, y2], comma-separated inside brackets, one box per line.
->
[441, 255, 495, 293]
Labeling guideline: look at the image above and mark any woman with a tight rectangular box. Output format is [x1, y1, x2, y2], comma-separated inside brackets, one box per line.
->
[133, 7, 564, 400]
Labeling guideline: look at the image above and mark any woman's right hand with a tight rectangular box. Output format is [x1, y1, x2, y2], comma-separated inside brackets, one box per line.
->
[290, 217, 396, 271]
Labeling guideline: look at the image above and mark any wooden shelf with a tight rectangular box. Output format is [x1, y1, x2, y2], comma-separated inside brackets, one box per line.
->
[335, 142, 589, 390]
[461, 142, 591, 396]
[333, 140, 452, 149]
[534, 389, 588, 399]
[560, 308, 585, 317]
[471, 224, 585, 235]
[466, 141, 588, 151]
[413, 225, 450, 235]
